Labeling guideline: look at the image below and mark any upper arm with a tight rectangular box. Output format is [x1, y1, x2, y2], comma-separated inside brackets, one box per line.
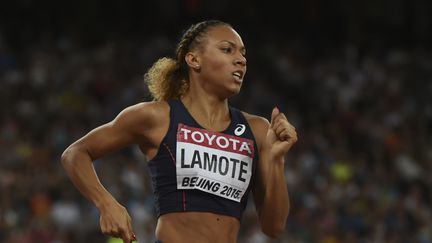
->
[243, 113, 270, 213]
[67, 101, 169, 161]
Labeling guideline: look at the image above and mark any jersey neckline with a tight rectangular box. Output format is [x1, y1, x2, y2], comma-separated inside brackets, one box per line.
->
[177, 99, 234, 134]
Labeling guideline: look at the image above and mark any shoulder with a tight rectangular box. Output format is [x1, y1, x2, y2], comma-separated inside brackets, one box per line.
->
[241, 111, 269, 149]
[114, 100, 170, 129]
[118, 101, 169, 119]
[112, 101, 171, 149]
[242, 111, 269, 130]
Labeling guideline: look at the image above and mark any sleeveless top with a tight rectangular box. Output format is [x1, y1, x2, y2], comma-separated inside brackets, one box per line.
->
[147, 99, 259, 219]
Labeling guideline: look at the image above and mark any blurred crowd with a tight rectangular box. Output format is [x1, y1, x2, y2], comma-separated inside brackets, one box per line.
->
[1, 1, 432, 243]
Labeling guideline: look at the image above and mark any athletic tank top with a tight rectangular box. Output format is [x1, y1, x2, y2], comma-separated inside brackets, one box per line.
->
[147, 99, 259, 219]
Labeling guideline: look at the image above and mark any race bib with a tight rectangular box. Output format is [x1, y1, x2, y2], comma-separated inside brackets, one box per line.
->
[176, 123, 254, 202]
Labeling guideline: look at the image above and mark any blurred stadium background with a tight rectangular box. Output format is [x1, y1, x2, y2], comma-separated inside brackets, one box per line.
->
[1, 0, 432, 242]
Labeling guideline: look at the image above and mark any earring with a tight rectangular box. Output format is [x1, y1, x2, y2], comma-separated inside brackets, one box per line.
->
[195, 65, 200, 69]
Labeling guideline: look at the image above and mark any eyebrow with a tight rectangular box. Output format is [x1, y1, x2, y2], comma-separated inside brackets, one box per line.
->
[219, 40, 246, 53]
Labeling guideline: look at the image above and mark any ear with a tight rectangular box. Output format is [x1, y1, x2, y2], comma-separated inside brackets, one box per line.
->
[185, 51, 201, 70]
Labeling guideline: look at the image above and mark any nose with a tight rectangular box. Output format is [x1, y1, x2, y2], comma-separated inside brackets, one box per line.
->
[234, 55, 246, 66]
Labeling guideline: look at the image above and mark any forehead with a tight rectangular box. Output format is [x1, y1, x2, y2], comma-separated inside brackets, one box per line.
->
[204, 25, 244, 47]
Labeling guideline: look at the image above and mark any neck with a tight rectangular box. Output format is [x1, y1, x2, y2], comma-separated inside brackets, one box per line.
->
[181, 88, 230, 132]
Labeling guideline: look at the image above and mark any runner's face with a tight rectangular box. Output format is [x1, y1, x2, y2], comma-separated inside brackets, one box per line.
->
[198, 26, 247, 97]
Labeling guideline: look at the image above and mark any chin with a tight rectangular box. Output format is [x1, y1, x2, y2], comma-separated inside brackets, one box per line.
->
[217, 82, 242, 98]
[225, 87, 241, 97]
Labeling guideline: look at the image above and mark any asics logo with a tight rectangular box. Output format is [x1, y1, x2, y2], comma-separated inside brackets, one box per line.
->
[234, 124, 246, 136]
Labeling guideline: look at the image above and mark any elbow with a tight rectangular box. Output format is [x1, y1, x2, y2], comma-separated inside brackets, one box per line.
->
[261, 220, 287, 238]
[61, 145, 80, 169]
[260, 207, 289, 238]
[61, 145, 93, 173]
[61, 147, 73, 169]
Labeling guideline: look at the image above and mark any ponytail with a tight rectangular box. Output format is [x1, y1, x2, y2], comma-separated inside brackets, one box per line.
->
[144, 57, 188, 101]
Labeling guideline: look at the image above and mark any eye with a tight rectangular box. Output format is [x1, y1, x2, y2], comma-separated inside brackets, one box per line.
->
[221, 47, 233, 53]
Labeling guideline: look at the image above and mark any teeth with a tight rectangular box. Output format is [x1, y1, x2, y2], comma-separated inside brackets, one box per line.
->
[233, 72, 242, 78]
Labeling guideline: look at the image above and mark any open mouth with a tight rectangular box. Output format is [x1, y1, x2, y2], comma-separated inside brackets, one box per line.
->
[232, 70, 244, 80]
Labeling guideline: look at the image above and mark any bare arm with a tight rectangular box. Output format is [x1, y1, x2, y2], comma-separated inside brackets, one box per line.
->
[248, 107, 297, 238]
[61, 101, 169, 242]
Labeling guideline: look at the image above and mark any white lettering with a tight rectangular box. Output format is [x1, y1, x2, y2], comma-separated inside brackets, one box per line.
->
[192, 131, 204, 143]
[239, 142, 252, 154]
[179, 124, 253, 155]
[180, 128, 192, 140]
[216, 136, 229, 148]
[228, 138, 239, 150]
[204, 133, 216, 145]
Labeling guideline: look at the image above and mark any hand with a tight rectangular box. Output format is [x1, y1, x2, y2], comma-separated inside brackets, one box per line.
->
[99, 201, 137, 243]
[266, 107, 297, 159]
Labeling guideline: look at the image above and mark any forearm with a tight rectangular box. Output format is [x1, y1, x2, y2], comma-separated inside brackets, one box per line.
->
[61, 146, 117, 210]
[259, 156, 289, 237]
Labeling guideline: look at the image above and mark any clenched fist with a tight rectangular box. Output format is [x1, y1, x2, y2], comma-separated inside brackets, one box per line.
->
[99, 201, 137, 243]
[265, 107, 297, 159]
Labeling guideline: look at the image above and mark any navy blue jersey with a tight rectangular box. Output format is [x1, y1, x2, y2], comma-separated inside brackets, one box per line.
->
[147, 99, 259, 219]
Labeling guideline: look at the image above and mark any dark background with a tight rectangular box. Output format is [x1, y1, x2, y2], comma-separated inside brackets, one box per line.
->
[1, 0, 432, 242]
